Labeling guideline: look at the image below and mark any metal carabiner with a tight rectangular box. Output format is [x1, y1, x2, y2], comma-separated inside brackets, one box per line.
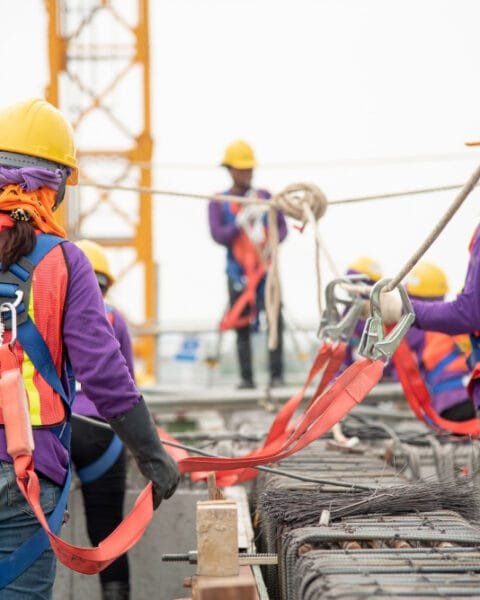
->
[0, 302, 18, 347]
[358, 277, 415, 362]
[318, 275, 370, 343]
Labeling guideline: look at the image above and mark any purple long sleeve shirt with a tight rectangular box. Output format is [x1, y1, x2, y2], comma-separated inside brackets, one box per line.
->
[208, 188, 288, 247]
[73, 306, 135, 420]
[0, 242, 141, 484]
[411, 225, 480, 406]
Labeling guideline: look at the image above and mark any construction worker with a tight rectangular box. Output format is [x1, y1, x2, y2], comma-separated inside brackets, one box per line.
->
[71, 240, 133, 600]
[404, 262, 474, 421]
[380, 244, 480, 415]
[208, 140, 287, 389]
[0, 99, 179, 599]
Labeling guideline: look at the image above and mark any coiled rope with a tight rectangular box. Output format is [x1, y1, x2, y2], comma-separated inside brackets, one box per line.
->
[80, 178, 330, 351]
[266, 183, 328, 349]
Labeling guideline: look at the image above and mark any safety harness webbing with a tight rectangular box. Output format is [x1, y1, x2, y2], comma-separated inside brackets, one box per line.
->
[183, 343, 383, 487]
[73, 302, 124, 485]
[0, 236, 383, 577]
[192, 341, 348, 486]
[0, 234, 72, 586]
[219, 264, 265, 331]
[76, 435, 124, 484]
[9, 337, 383, 576]
[393, 339, 480, 436]
[178, 357, 384, 474]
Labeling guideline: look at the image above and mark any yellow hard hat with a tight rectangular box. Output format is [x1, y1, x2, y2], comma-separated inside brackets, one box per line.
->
[406, 261, 448, 298]
[75, 239, 115, 287]
[466, 139, 480, 147]
[347, 256, 382, 283]
[0, 98, 77, 185]
[221, 140, 257, 169]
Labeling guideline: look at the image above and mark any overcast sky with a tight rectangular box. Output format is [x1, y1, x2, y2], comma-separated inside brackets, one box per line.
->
[2, 0, 480, 327]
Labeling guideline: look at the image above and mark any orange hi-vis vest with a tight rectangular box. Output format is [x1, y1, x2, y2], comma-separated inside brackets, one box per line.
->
[421, 331, 470, 396]
[0, 242, 68, 427]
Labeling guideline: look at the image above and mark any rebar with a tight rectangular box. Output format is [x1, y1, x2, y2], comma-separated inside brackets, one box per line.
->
[258, 478, 480, 530]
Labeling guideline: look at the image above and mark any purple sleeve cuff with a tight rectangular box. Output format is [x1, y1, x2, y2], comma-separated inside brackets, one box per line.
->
[62, 243, 141, 420]
[412, 294, 480, 336]
[412, 224, 480, 335]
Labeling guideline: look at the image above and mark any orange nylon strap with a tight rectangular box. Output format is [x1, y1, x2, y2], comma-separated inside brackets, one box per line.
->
[266, 342, 343, 445]
[219, 266, 266, 331]
[179, 358, 384, 474]
[11, 429, 187, 575]
[8, 346, 381, 575]
[220, 227, 267, 331]
[14, 455, 153, 574]
[189, 341, 347, 485]
[393, 339, 480, 436]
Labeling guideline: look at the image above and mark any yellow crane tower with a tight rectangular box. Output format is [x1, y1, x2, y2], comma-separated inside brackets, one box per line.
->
[44, 0, 156, 382]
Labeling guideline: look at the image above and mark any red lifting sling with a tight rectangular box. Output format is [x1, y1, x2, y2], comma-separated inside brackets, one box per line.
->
[220, 226, 268, 331]
[7, 339, 383, 575]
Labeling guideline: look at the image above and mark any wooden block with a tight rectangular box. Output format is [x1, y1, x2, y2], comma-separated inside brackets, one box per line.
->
[193, 570, 257, 600]
[207, 472, 225, 500]
[197, 500, 238, 576]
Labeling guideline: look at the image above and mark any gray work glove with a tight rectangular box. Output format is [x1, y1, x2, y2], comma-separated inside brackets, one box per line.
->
[108, 398, 179, 509]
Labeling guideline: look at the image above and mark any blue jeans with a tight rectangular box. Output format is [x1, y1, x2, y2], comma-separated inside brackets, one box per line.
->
[0, 461, 61, 599]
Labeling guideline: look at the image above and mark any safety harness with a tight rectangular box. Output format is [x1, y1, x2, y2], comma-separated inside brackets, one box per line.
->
[393, 224, 480, 434]
[393, 339, 480, 436]
[75, 434, 124, 485]
[0, 234, 72, 586]
[220, 201, 269, 331]
[0, 235, 154, 580]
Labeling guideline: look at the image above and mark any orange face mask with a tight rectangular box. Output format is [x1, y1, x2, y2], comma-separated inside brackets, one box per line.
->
[0, 184, 66, 238]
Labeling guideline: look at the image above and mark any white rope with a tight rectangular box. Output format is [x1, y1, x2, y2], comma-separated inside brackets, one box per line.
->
[386, 161, 480, 291]
[78, 180, 478, 207]
[264, 184, 328, 349]
[330, 183, 475, 206]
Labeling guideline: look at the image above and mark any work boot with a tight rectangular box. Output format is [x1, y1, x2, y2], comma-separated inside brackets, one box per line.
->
[102, 581, 130, 600]
[237, 379, 256, 390]
[269, 375, 285, 388]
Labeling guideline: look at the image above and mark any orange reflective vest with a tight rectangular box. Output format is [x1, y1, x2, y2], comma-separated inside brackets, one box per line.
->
[421, 331, 469, 397]
[0, 243, 68, 427]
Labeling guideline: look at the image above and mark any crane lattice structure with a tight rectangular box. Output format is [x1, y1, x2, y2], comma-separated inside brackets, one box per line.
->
[45, 0, 156, 381]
